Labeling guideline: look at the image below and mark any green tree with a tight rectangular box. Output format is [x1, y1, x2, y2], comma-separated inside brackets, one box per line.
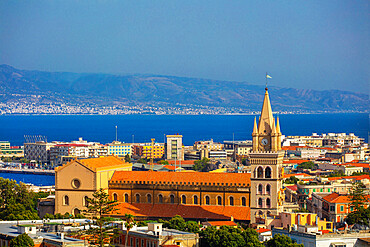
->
[83, 188, 119, 247]
[9, 233, 34, 247]
[265, 234, 303, 247]
[124, 214, 136, 247]
[297, 161, 315, 170]
[241, 228, 264, 247]
[0, 178, 39, 220]
[186, 221, 200, 233]
[349, 182, 368, 211]
[284, 176, 299, 184]
[193, 158, 216, 172]
[157, 160, 169, 165]
[345, 207, 370, 226]
[124, 154, 131, 163]
[165, 215, 187, 231]
[200, 226, 262, 247]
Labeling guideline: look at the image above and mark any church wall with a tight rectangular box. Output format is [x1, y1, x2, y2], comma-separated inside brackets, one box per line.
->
[108, 183, 250, 207]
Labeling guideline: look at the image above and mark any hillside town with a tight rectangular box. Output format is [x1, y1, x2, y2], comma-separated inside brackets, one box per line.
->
[0, 88, 369, 247]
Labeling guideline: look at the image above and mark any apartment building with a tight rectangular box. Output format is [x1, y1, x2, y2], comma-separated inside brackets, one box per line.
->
[133, 143, 165, 159]
[107, 141, 132, 157]
[24, 141, 56, 163]
[165, 134, 183, 160]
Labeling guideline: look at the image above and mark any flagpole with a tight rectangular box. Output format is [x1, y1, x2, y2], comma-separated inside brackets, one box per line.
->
[265, 72, 267, 89]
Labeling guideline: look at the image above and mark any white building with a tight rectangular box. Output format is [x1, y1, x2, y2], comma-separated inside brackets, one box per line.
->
[107, 141, 132, 157]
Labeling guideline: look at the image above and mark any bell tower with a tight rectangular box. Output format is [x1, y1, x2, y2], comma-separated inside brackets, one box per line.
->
[250, 87, 284, 225]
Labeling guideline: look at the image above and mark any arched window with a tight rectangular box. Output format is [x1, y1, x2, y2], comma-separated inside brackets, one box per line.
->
[170, 195, 175, 204]
[113, 193, 118, 201]
[73, 208, 80, 215]
[64, 195, 69, 205]
[158, 194, 163, 203]
[135, 194, 140, 203]
[258, 198, 263, 208]
[241, 197, 246, 206]
[258, 184, 263, 194]
[124, 194, 129, 203]
[193, 195, 198, 205]
[229, 196, 234, 206]
[84, 196, 89, 207]
[265, 167, 272, 178]
[181, 195, 186, 204]
[217, 196, 222, 206]
[266, 198, 271, 208]
[205, 196, 210, 205]
[257, 167, 264, 178]
[266, 184, 271, 195]
[147, 194, 152, 203]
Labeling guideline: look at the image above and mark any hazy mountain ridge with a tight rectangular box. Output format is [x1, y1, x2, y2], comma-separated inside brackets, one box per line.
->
[0, 64, 368, 113]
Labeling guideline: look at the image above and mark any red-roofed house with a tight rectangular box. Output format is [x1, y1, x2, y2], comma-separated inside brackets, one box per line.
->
[321, 192, 370, 223]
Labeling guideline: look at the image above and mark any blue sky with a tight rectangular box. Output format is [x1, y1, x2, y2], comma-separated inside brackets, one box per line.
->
[0, 0, 368, 93]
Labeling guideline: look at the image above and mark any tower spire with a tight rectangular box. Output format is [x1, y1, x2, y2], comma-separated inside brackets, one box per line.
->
[276, 117, 281, 134]
[258, 88, 274, 135]
[253, 117, 258, 134]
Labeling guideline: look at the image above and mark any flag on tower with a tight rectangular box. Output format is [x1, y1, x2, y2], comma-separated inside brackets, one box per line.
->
[266, 74, 272, 79]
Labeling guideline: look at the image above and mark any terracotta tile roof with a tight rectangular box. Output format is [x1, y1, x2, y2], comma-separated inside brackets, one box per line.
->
[110, 171, 251, 186]
[167, 160, 196, 165]
[327, 174, 370, 181]
[112, 203, 250, 220]
[282, 146, 300, 151]
[285, 185, 298, 191]
[283, 159, 311, 164]
[257, 228, 271, 233]
[75, 156, 131, 171]
[322, 193, 351, 203]
[206, 221, 238, 226]
[283, 173, 310, 178]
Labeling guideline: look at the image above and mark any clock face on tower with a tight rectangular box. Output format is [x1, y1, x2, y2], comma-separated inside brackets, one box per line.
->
[261, 138, 269, 146]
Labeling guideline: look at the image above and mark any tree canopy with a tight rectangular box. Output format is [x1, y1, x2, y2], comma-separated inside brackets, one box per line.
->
[265, 234, 303, 247]
[345, 181, 370, 226]
[193, 158, 217, 172]
[297, 161, 315, 170]
[200, 225, 263, 247]
[0, 177, 43, 220]
[284, 176, 299, 184]
[9, 233, 34, 247]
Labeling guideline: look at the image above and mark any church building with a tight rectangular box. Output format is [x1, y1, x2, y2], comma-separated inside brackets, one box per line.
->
[54, 87, 289, 225]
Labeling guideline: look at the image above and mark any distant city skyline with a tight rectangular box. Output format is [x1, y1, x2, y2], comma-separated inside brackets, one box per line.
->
[0, 0, 368, 93]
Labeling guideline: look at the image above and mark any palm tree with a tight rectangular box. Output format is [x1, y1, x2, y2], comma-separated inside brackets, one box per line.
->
[124, 214, 136, 247]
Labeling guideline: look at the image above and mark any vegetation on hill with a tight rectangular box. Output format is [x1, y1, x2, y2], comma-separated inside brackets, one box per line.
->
[1, 64, 369, 113]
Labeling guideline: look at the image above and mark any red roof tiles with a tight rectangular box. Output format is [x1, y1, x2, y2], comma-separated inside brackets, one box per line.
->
[112, 203, 250, 220]
[110, 171, 251, 186]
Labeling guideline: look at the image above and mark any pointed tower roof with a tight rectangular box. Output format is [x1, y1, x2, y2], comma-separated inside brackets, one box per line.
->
[276, 116, 281, 134]
[258, 88, 274, 134]
[253, 117, 258, 134]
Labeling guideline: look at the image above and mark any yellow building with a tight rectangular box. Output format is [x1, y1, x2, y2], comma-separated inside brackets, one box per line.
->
[55, 156, 132, 215]
[134, 143, 164, 159]
[278, 212, 333, 232]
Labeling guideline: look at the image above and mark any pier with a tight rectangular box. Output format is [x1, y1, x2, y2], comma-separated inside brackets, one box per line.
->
[0, 168, 55, 175]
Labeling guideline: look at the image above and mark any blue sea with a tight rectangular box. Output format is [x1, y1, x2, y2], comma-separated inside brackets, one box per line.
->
[0, 113, 368, 185]
[0, 172, 55, 186]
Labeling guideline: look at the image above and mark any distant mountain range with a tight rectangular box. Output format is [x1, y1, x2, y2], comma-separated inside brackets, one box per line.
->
[0, 64, 368, 113]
